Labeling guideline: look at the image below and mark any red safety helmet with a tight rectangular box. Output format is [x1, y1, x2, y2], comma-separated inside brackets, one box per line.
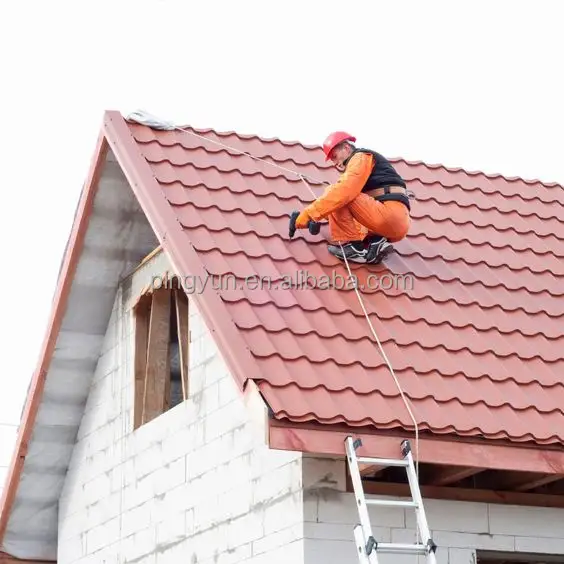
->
[322, 131, 356, 161]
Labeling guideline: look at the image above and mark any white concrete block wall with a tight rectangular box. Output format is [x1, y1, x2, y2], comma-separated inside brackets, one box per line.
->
[57, 250, 305, 564]
[301, 457, 564, 564]
[53, 246, 564, 564]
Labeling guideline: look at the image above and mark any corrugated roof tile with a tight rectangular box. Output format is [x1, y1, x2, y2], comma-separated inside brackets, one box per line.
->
[125, 118, 564, 446]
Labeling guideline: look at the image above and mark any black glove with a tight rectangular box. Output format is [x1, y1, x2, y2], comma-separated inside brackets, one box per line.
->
[288, 211, 321, 238]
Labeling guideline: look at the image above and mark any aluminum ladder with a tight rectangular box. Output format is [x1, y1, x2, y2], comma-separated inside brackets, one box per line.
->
[345, 436, 438, 564]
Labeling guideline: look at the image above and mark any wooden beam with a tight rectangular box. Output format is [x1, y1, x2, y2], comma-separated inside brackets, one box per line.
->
[142, 287, 171, 424]
[133, 294, 151, 430]
[174, 288, 190, 401]
[359, 480, 564, 508]
[500, 473, 564, 492]
[359, 464, 386, 477]
[268, 422, 564, 475]
[427, 466, 484, 486]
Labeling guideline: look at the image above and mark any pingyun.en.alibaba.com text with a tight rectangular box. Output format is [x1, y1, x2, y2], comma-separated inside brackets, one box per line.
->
[152, 270, 414, 293]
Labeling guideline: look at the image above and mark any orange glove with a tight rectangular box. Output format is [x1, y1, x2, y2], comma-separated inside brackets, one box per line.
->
[294, 209, 311, 229]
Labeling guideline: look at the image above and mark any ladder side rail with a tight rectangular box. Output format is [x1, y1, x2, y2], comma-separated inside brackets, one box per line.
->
[402, 440, 438, 564]
[345, 437, 379, 564]
[354, 525, 372, 564]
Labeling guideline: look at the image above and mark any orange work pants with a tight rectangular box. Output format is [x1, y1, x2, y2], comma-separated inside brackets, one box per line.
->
[327, 196, 411, 243]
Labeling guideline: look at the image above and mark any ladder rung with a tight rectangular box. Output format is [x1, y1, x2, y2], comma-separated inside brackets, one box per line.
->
[357, 456, 409, 467]
[376, 543, 428, 555]
[366, 498, 417, 508]
[346, 436, 438, 564]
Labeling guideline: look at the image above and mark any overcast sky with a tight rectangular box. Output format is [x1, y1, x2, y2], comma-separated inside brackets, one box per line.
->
[1, 0, 563, 497]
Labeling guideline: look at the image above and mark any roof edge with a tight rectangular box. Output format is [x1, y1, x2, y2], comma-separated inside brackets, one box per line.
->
[0, 128, 109, 545]
[268, 421, 564, 475]
[123, 110, 564, 189]
[102, 110, 265, 392]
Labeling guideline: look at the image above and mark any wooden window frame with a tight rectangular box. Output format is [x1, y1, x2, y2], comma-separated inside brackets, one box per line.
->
[132, 276, 189, 429]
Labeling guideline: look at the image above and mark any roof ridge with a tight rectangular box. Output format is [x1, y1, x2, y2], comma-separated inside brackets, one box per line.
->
[123, 111, 564, 191]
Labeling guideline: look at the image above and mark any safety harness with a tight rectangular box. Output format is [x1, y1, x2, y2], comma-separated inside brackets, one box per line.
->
[343, 147, 412, 210]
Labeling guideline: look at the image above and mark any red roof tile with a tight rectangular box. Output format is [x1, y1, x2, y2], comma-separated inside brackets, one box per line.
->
[123, 114, 564, 446]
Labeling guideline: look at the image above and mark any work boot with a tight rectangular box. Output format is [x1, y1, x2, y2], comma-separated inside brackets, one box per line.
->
[327, 241, 369, 263]
[365, 235, 394, 263]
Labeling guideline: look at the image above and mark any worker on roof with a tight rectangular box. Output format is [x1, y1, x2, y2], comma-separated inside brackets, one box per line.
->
[292, 131, 412, 264]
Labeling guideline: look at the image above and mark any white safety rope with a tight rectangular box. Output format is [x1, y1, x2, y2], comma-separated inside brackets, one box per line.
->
[296, 174, 420, 479]
[127, 110, 420, 477]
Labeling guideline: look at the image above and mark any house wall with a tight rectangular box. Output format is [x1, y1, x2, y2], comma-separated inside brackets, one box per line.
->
[57, 250, 307, 564]
[55, 246, 564, 564]
[302, 456, 564, 564]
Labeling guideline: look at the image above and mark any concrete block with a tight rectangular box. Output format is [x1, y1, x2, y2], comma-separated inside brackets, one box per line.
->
[200, 334, 219, 364]
[433, 530, 515, 551]
[252, 460, 301, 505]
[192, 494, 220, 534]
[202, 354, 231, 386]
[155, 542, 189, 564]
[515, 535, 564, 554]
[305, 521, 391, 543]
[215, 454, 252, 495]
[220, 483, 253, 520]
[304, 537, 357, 564]
[135, 440, 164, 479]
[202, 380, 220, 414]
[253, 523, 304, 556]
[302, 457, 346, 493]
[58, 508, 88, 542]
[85, 492, 121, 530]
[226, 510, 265, 549]
[253, 539, 305, 564]
[406, 499, 488, 534]
[218, 376, 237, 408]
[83, 378, 107, 415]
[263, 492, 304, 535]
[187, 441, 221, 480]
[253, 447, 302, 475]
[154, 456, 186, 496]
[85, 517, 119, 554]
[95, 347, 118, 382]
[155, 482, 195, 521]
[231, 422, 258, 459]
[205, 401, 247, 443]
[131, 418, 165, 457]
[489, 503, 564, 538]
[391, 527, 419, 544]
[185, 507, 195, 536]
[57, 534, 86, 562]
[156, 510, 186, 547]
[303, 491, 318, 523]
[161, 425, 194, 466]
[86, 445, 115, 480]
[449, 548, 475, 564]
[317, 491, 405, 528]
[121, 501, 153, 538]
[123, 474, 154, 511]
[379, 553, 425, 564]
[83, 473, 111, 507]
[214, 541, 252, 564]
[119, 526, 157, 563]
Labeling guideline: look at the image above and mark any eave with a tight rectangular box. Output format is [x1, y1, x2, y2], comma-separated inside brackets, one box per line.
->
[268, 420, 564, 507]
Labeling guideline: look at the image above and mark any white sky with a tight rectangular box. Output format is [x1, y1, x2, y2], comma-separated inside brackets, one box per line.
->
[1, 0, 563, 498]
